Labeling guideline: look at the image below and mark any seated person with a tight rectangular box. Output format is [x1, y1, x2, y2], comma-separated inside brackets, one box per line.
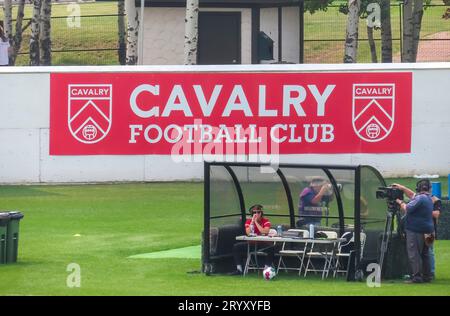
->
[297, 177, 333, 227]
[229, 204, 275, 275]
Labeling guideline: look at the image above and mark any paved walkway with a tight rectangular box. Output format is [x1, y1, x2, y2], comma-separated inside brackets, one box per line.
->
[394, 31, 450, 62]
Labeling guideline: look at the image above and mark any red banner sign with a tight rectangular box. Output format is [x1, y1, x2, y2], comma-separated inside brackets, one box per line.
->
[50, 72, 412, 155]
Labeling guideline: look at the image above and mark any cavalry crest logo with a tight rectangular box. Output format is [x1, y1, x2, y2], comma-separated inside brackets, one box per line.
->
[352, 83, 395, 142]
[68, 84, 112, 144]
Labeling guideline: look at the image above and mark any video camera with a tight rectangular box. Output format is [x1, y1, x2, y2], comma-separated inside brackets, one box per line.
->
[376, 186, 404, 213]
[376, 186, 404, 201]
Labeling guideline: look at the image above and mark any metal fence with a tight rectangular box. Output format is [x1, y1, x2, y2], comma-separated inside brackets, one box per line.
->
[11, 4, 450, 65]
[303, 3, 450, 63]
[14, 14, 124, 66]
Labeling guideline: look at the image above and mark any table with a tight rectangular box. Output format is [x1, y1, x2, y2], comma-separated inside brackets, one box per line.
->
[236, 235, 345, 278]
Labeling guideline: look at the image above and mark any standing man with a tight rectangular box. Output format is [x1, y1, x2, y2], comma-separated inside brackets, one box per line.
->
[394, 179, 434, 283]
[297, 177, 333, 227]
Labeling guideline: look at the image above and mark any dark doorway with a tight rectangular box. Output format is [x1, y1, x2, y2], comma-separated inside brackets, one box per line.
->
[198, 12, 241, 65]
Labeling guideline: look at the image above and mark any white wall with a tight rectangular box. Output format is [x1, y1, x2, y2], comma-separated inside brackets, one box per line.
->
[0, 63, 449, 183]
[143, 7, 252, 65]
[281, 7, 299, 63]
[143, 8, 185, 65]
[260, 7, 300, 64]
[260, 8, 279, 62]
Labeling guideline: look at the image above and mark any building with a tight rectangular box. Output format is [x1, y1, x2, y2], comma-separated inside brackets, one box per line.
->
[141, 0, 304, 65]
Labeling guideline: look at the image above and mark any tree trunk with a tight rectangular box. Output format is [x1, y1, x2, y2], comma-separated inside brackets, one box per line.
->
[411, 0, 423, 62]
[367, 26, 378, 63]
[402, 0, 424, 62]
[125, 0, 139, 65]
[39, 0, 52, 66]
[343, 0, 361, 63]
[118, 0, 126, 65]
[380, 0, 393, 63]
[10, 0, 26, 65]
[29, 0, 42, 66]
[402, 0, 414, 62]
[443, 7, 450, 20]
[183, 0, 199, 65]
[2, 0, 13, 42]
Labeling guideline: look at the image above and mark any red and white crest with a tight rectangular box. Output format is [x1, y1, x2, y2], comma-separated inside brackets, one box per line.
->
[68, 84, 112, 144]
[352, 84, 395, 142]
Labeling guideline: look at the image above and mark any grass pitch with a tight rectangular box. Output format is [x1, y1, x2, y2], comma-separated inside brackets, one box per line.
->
[0, 179, 449, 296]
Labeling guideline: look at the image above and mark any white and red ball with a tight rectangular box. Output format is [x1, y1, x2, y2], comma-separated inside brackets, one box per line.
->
[263, 267, 276, 280]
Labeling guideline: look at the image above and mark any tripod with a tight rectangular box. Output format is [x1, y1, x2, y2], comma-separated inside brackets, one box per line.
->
[379, 204, 400, 276]
[322, 196, 332, 227]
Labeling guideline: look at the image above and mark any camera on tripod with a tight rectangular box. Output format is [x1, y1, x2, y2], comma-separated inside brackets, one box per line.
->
[376, 186, 404, 212]
[376, 186, 404, 201]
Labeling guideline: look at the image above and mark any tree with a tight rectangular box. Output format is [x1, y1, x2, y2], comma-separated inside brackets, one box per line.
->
[444, 8, 450, 19]
[39, 0, 52, 65]
[29, 0, 42, 66]
[344, 0, 361, 63]
[2, 0, 28, 65]
[443, 0, 450, 19]
[2, 0, 13, 44]
[380, 0, 392, 62]
[118, 0, 126, 65]
[183, 0, 199, 65]
[402, 0, 433, 62]
[11, 0, 28, 65]
[367, 23, 378, 63]
[411, 0, 424, 62]
[340, 0, 391, 63]
[365, 2, 381, 63]
[304, 0, 335, 14]
[125, 0, 139, 65]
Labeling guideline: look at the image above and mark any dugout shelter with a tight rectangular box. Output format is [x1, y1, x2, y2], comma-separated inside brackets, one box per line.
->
[202, 161, 396, 280]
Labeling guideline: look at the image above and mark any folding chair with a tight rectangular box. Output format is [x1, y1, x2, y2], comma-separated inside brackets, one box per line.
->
[333, 232, 366, 278]
[303, 230, 337, 279]
[276, 229, 309, 275]
[244, 242, 274, 275]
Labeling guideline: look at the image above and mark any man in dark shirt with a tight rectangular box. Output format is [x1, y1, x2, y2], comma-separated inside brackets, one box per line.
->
[297, 177, 333, 227]
[395, 179, 434, 283]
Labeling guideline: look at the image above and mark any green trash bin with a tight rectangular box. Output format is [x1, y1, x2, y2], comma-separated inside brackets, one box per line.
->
[6, 211, 24, 264]
[0, 212, 10, 264]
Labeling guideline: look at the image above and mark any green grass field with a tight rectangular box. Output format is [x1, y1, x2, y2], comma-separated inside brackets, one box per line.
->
[1, 1, 448, 65]
[0, 178, 448, 296]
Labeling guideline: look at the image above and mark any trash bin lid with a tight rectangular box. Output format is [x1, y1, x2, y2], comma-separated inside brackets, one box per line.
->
[8, 211, 24, 220]
[0, 212, 11, 225]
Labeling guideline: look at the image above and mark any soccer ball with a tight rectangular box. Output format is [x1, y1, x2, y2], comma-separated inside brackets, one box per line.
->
[263, 267, 276, 280]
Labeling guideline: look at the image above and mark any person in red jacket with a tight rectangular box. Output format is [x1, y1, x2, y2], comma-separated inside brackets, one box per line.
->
[229, 204, 274, 275]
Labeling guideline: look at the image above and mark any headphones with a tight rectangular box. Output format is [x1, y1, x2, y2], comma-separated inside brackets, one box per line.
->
[248, 204, 264, 215]
[416, 179, 431, 193]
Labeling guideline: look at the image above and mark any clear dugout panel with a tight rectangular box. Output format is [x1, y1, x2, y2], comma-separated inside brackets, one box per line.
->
[281, 168, 334, 228]
[281, 167, 356, 231]
[360, 166, 387, 261]
[209, 165, 242, 228]
[329, 169, 356, 230]
[230, 165, 290, 228]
